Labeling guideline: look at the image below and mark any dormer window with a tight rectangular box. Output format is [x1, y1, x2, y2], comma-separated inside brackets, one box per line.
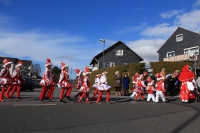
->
[184, 46, 199, 55]
[167, 51, 175, 57]
[176, 34, 183, 42]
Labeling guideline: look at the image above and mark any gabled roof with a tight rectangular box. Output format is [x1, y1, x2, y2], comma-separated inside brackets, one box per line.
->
[90, 40, 143, 65]
[157, 27, 200, 53]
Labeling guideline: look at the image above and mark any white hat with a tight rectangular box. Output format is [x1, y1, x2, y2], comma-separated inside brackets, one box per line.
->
[45, 58, 53, 67]
[15, 60, 23, 68]
[61, 62, 68, 70]
[75, 68, 82, 76]
[2, 59, 13, 67]
[83, 67, 91, 75]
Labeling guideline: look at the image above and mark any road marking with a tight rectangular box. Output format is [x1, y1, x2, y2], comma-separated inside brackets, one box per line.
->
[12, 104, 57, 106]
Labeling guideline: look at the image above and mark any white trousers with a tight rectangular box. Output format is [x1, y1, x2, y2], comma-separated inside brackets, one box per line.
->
[130, 92, 137, 99]
[147, 94, 155, 102]
[155, 90, 166, 102]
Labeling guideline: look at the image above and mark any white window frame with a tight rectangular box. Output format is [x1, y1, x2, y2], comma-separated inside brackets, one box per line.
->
[184, 46, 199, 55]
[106, 62, 115, 68]
[116, 50, 123, 56]
[176, 34, 183, 42]
[166, 51, 175, 57]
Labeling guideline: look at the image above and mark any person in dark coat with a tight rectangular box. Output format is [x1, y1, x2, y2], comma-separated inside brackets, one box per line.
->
[122, 73, 130, 96]
[114, 71, 122, 96]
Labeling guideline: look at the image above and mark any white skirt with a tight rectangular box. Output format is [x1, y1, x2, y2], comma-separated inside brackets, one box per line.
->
[97, 84, 111, 91]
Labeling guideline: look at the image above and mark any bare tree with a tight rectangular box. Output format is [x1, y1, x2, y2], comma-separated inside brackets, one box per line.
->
[31, 63, 41, 77]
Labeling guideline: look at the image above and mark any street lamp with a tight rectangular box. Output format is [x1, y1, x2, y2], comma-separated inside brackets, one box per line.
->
[100, 39, 105, 70]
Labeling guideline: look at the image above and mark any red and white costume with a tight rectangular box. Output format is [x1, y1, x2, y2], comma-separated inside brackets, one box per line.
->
[74, 68, 83, 99]
[0, 59, 13, 101]
[155, 74, 166, 103]
[129, 74, 138, 100]
[178, 65, 195, 103]
[58, 62, 72, 102]
[146, 77, 155, 102]
[39, 58, 55, 102]
[78, 67, 91, 103]
[10, 61, 24, 98]
[96, 71, 111, 103]
[135, 73, 146, 101]
[91, 74, 101, 100]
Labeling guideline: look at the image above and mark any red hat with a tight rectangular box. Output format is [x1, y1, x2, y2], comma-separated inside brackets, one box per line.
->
[60, 61, 68, 70]
[83, 67, 91, 75]
[45, 58, 53, 67]
[15, 60, 23, 68]
[156, 73, 164, 81]
[135, 72, 141, 79]
[75, 68, 82, 76]
[3, 59, 13, 67]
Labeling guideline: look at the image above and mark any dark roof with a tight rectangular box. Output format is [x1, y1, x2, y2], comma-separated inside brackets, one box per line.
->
[157, 27, 200, 53]
[21, 60, 32, 66]
[90, 40, 143, 65]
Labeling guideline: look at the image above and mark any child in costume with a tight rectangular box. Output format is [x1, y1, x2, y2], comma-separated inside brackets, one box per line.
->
[155, 73, 166, 103]
[74, 68, 83, 99]
[91, 73, 101, 101]
[10, 60, 24, 99]
[135, 73, 147, 101]
[96, 71, 112, 104]
[39, 58, 54, 102]
[78, 67, 91, 104]
[129, 73, 138, 100]
[0, 59, 13, 101]
[58, 62, 72, 102]
[146, 77, 156, 102]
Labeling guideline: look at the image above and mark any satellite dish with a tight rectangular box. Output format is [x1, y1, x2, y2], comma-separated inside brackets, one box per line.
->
[189, 51, 194, 58]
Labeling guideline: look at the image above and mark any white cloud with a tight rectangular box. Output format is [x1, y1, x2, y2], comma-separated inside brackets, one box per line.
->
[160, 10, 183, 19]
[193, 0, 200, 8]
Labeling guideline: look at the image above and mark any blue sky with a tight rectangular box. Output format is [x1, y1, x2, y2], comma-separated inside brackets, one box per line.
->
[0, 0, 200, 78]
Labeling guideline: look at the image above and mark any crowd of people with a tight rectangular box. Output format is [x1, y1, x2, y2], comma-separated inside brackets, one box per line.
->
[0, 57, 200, 104]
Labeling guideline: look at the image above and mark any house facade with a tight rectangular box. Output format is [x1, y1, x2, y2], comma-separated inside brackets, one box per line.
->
[90, 41, 143, 71]
[157, 27, 200, 62]
[0, 57, 32, 78]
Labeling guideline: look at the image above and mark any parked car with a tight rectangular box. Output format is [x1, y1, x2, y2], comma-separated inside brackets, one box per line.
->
[21, 78, 35, 91]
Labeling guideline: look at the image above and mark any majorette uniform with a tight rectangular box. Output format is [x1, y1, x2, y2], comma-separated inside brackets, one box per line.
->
[129, 74, 138, 100]
[39, 58, 54, 102]
[74, 68, 83, 98]
[78, 67, 91, 103]
[10, 61, 23, 98]
[46, 77, 57, 100]
[96, 71, 111, 103]
[146, 77, 155, 102]
[91, 74, 101, 101]
[135, 73, 146, 101]
[58, 62, 72, 102]
[178, 65, 195, 103]
[155, 74, 166, 103]
[0, 59, 13, 101]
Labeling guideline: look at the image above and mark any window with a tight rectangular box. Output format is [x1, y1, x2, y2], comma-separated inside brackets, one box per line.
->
[184, 46, 199, 55]
[106, 62, 115, 68]
[116, 50, 123, 56]
[167, 51, 175, 57]
[176, 34, 183, 42]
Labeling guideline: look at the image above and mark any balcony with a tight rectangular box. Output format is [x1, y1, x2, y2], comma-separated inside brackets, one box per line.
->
[163, 54, 198, 62]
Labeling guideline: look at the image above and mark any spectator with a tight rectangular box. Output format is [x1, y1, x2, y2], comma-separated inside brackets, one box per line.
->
[114, 71, 122, 96]
[122, 73, 130, 96]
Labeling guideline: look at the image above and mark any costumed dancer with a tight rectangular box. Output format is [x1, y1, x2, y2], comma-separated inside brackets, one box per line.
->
[10, 60, 24, 99]
[39, 58, 54, 102]
[160, 68, 167, 99]
[135, 73, 147, 101]
[96, 71, 112, 104]
[155, 73, 166, 103]
[58, 62, 72, 102]
[46, 77, 57, 100]
[178, 65, 196, 103]
[129, 73, 138, 100]
[74, 68, 83, 99]
[91, 73, 101, 101]
[78, 67, 91, 104]
[146, 77, 156, 102]
[0, 59, 13, 101]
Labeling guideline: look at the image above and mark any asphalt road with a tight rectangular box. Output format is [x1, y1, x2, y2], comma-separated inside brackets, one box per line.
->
[1, 88, 200, 133]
